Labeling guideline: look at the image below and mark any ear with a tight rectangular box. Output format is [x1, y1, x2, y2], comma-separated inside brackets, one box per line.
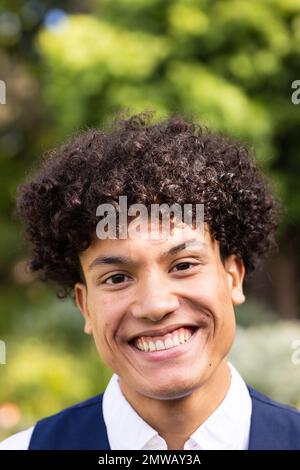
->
[224, 255, 246, 306]
[75, 282, 93, 335]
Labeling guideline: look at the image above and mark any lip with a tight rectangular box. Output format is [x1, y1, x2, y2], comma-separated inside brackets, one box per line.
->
[128, 326, 201, 362]
[127, 323, 199, 343]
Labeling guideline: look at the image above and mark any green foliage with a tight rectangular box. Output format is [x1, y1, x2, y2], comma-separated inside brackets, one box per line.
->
[235, 298, 279, 328]
[0, 337, 111, 440]
[36, 15, 170, 136]
[34, 0, 300, 218]
[2, 0, 300, 282]
[0, 294, 112, 440]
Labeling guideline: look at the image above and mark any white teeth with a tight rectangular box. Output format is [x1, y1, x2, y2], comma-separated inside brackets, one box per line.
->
[179, 333, 185, 343]
[134, 327, 195, 352]
[164, 338, 173, 349]
[155, 340, 165, 351]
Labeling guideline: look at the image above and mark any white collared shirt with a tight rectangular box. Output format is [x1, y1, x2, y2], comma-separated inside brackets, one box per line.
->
[0, 363, 252, 450]
[103, 362, 252, 450]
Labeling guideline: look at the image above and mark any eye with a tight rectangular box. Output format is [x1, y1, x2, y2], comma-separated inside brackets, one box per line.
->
[104, 273, 131, 285]
[171, 262, 195, 272]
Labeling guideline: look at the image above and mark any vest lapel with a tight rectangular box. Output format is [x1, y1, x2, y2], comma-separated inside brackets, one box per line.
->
[248, 386, 285, 450]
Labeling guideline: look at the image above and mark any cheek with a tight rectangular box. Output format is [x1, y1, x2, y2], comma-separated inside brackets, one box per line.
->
[91, 314, 119, 369]
[212, 267, 234, 305]
[89, 293, 125, 346]
[187, 271, 230, 307]
[213, 277, 237, 347]
[188, 272, 236, 334]
[213, 278, 236, 330]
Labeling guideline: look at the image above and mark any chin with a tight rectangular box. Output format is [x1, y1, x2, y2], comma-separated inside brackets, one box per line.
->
[141, 375, 202, 401]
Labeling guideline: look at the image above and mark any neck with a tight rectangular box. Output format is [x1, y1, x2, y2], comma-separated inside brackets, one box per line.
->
[119, 359, 231, 450]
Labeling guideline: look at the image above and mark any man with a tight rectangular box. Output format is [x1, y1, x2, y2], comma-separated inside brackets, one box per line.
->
[1, 113, 300, 450]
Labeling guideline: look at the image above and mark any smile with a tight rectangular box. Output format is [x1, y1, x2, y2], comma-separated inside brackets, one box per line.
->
[132, 326, 198, 353]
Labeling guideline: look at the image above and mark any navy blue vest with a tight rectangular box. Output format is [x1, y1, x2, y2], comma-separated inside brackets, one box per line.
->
[28, 386, 300, 450]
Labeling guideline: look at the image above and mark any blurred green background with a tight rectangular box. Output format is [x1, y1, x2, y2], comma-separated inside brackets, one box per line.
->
[1, 0, 300, 440]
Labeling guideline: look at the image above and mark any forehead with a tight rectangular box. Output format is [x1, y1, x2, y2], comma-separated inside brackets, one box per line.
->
[80, 222, 218, 268]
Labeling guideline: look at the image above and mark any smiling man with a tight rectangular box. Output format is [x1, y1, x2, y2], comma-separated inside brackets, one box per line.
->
[2, 113, 300, 450]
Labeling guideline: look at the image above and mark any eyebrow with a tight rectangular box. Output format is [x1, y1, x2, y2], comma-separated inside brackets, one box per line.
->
[88, 238, 206, 271]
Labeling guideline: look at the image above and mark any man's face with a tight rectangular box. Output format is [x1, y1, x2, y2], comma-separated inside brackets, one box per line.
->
[75, 224, 245, 401]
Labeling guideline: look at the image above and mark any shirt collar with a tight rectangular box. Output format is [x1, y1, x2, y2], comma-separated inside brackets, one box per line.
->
[102, 362, 251, 450]
[103, 373, 159, 450]
[188, 363, 252, 449]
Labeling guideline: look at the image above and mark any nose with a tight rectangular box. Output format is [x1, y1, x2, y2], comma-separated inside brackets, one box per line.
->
[130, 271, 180, 322]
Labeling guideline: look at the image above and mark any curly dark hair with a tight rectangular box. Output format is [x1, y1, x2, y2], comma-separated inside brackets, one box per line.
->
[16, 112, 279, 298]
